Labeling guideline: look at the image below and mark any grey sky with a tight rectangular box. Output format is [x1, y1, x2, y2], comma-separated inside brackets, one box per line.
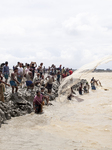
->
[0, 0, 112, 69]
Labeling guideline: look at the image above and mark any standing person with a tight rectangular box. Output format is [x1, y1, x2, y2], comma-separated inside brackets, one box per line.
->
[17, 63, 23, 84]
[16, 62, 20, 68]
[54, 65, 57, 75]
[59, 65, 62, 74]
[0, 71, 3, 82]
[25, 71, 34, 90]
[39, 66, 43, 78]
[62, 67, 65, 74]
[48, 66, 51, 74]
[90, 77, 96, 90]
[46, 75, 54, 93]
[10, 68, 20, 93]
[51, 64, 54, 74]
[33, 91, 44, 114]
[43, 66, 46, 75]
[0, 70, 10, 102]
[40, 63, 43, 68]
[13, 66, 15, 71]
[2, 61, 9, 84]
[39, 63, 43, 77]
[69, 69, 73, 75]
[22, 64, 26, 87]
[57, 71, 61, 84]
[50, 68, 55, 76]
[22, 63, 25, 75]
[25, 64, 30, 74]
[30, 62, 37, 78]
[25, 63, 27, 68]
[79, 83, 83, 95]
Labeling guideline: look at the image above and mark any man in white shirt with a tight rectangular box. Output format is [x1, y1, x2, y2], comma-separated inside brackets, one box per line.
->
[25, 64, 30, 74]
[17, 63, 23, 83]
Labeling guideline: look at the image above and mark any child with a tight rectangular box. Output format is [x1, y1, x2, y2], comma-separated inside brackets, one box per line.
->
[33, 91, 44, 114]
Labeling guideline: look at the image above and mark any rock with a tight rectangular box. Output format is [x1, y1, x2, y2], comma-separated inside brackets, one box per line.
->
[0, 116, 1, 128]
[21, 111, 27, 115]
[27, 107, 32, 114]
[14, 110, 21, 117]
[72, 79, 88, 91]
[0, 109, 6, 123]
[55, 93, 58, 97]
[20, 105, 27, 111]
[49, 94, 56, 101]
[10, 111, 16, 117]
[27, 102, 32, 106]
[50, 81, 60, 100]
[5, 112, 11, 120]
[0, 104, 5, 112]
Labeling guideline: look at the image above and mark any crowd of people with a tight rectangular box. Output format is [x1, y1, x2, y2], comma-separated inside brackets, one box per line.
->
[0, 61, 101, 114]
[0, 61, 73, 114]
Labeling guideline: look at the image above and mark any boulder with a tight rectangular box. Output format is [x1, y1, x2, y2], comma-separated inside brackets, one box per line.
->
[5, 112, 11, 120]
[0, 108, 6, 123]
[0, 116, 1, 128]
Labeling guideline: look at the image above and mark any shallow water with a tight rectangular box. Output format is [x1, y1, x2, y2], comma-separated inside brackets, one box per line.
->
[0, 73, 112, 150]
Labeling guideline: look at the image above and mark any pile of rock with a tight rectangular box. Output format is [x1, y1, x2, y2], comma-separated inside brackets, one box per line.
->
[0, 81, 60, 128]
[72, 79, 88, 91]
[0, 93, 33, 128]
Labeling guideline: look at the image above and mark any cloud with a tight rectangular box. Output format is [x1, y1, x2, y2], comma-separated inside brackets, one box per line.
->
[0, 0, 112, 69]
[62, 13, 109, 37]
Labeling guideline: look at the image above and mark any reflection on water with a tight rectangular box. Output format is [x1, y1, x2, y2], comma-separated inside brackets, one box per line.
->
[0, 73, 112, 150]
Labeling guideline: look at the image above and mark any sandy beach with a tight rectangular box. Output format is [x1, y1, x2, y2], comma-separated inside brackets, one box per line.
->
[0, 73, 112, 150]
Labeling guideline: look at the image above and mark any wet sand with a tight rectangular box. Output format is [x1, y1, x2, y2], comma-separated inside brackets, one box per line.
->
[0, 73, 112, 150]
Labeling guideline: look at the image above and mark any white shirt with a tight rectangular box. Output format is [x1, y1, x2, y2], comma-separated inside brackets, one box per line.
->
[18, 67, 23, 75]
[25, 68, 30, 74]
[26, 73, 33, 81]
[33, 76, 41, 83]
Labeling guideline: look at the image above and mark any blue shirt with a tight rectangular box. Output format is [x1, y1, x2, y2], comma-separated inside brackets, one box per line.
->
[2, 65, 9, 75]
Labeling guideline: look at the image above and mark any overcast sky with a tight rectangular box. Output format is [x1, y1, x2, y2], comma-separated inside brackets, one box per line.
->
[0, 0, 112, 69]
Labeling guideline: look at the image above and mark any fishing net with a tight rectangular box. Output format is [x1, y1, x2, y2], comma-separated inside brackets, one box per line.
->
[58, 55, 112, 96]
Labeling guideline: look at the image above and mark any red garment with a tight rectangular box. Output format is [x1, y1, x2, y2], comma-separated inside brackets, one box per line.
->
[62, 74, 67, 78]
[69, 70, 73, 75]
